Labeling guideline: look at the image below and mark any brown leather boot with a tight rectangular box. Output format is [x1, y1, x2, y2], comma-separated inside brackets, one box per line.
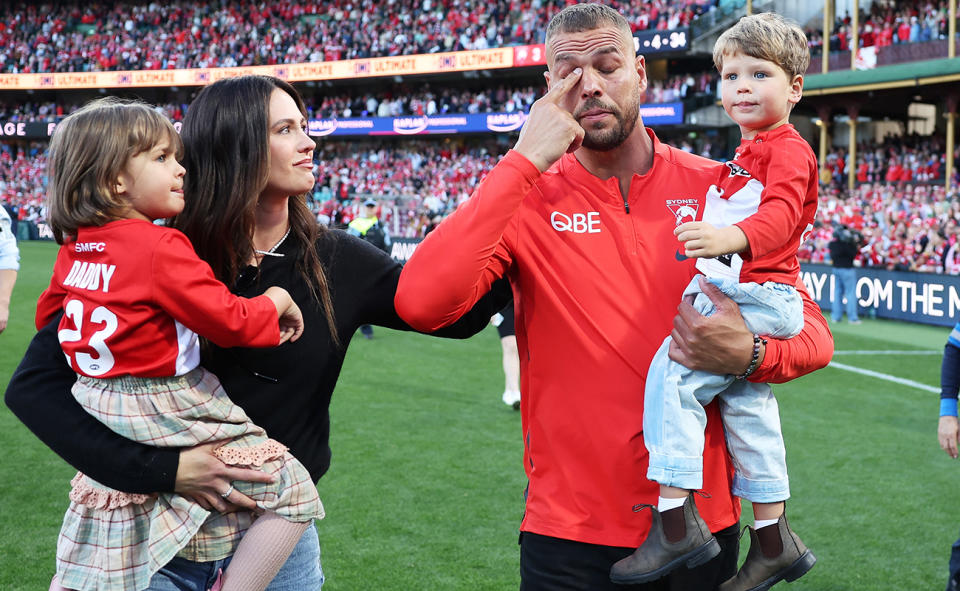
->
[719, 514, 816, 591]
[609, 493, 721, 584]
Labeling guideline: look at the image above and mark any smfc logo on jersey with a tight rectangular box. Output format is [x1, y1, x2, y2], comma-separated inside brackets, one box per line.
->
[665, 199, 699, 226]
[550, 211, 601, 234]
[75, 242, 106, 253]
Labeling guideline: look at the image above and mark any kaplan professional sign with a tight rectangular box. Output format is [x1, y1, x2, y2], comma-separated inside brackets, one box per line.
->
[802, 263, 960, 327]
[19, 102, 682, 143]
[307, 103, 683, 137]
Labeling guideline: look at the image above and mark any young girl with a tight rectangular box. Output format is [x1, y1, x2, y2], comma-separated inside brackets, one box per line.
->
[36, 98, 324, 591]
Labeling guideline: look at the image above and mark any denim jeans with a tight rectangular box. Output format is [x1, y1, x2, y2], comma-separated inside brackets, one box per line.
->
[145, 523, 323, 590]
[831, 266, 859, 322]
[644, 277, 802, 503]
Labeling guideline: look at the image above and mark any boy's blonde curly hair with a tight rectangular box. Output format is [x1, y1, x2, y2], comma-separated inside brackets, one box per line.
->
[714, 13, 810, 78]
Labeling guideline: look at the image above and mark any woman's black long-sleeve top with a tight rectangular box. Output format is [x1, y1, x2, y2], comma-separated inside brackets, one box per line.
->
[6, 230, 510, 492]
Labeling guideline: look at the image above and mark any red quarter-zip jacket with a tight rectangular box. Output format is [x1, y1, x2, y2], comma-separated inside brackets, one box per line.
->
[396, 129, 832, 548]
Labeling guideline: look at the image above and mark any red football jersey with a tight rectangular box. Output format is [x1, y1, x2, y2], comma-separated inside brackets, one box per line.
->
[36, 219, 280, 378]
[696, 124, 818, 285]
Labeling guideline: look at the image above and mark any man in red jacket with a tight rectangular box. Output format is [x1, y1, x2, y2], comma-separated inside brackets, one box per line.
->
[396, 4, 832, 589]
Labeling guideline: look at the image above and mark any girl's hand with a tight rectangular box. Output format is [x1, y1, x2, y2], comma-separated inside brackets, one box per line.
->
[277, 299, 304, 344]
[263, 286, 305, 344]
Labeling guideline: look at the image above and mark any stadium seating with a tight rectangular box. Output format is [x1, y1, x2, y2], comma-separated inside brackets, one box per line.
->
[0, 0, 718, 73]
[2, 0, 960, 275]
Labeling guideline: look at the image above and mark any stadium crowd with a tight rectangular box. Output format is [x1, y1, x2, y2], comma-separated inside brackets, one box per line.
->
[0, 143, 46, 239]
[806, 0, 954, 54]
[0, 0, 718, 74]
[6, 131, 960, 274]
[805, 181, 960, 274]
[821, 134, 950, 187]
[1, 0, 959, 272]
[309, 139, 505, 236]
[305, 84, 539, 118]
[0, 0, 954, 75]
[0, 100, 186, 122]
[788, 135, 960, 273]
[0, 101, 66, 123]
[281, 69, 714, 117]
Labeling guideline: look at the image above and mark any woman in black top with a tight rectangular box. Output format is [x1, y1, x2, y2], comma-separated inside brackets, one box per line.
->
[6, 76, 507, 590]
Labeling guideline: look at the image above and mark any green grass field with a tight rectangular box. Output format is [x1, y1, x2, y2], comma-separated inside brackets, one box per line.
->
[1, 240, 957, 590]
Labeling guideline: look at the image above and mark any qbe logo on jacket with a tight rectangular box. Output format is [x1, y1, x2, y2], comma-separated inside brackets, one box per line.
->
[551, 211, 601, 234]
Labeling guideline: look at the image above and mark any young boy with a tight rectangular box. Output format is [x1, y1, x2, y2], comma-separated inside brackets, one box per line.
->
[610, 13, 821, 591]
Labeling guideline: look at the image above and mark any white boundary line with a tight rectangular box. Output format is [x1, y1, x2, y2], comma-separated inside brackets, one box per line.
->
[832, 350, 940, 356]
[828, 360, 939, 393]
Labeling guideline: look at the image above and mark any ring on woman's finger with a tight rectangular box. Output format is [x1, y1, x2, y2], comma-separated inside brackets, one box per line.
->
[220, 484, 235, 498]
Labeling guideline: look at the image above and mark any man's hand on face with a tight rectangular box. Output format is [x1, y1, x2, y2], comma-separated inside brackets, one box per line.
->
[514, 67, 585, 172]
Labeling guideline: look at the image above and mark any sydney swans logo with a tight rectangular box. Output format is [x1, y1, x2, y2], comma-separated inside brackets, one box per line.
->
[666, 199, 699, 261]
[665, 199, 699, 227]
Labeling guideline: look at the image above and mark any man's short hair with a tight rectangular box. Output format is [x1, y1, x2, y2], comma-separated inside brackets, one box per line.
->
[545, 3, 634, 50]
[713, 13, 810, 79]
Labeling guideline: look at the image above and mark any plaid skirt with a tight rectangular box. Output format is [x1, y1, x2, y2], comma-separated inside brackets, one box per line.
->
[56, 367, 324, 591]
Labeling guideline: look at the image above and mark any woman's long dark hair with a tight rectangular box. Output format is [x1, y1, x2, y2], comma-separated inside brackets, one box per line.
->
[173, 75, 339, 346]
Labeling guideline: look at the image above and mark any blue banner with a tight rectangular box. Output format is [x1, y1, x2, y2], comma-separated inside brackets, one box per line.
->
[802, 263, 960, 327]
[638, 102, 684, 125]
[308, 104, 684, 137]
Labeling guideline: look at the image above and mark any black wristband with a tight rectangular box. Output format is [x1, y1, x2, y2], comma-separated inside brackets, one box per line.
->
[736, 334, 767, 380]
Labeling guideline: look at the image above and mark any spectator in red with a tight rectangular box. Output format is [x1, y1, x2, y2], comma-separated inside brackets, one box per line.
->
[877, 21, 895, 46]
[886, 158, 903, 183]
[896, 16, 912, 42]
[860, 23, 876, 47]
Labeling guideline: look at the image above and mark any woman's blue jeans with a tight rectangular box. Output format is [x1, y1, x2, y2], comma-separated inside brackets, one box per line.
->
[145, 523, 323, 590]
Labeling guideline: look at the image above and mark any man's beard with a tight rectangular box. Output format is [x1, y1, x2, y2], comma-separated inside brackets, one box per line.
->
[575, 95, 640, 152]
